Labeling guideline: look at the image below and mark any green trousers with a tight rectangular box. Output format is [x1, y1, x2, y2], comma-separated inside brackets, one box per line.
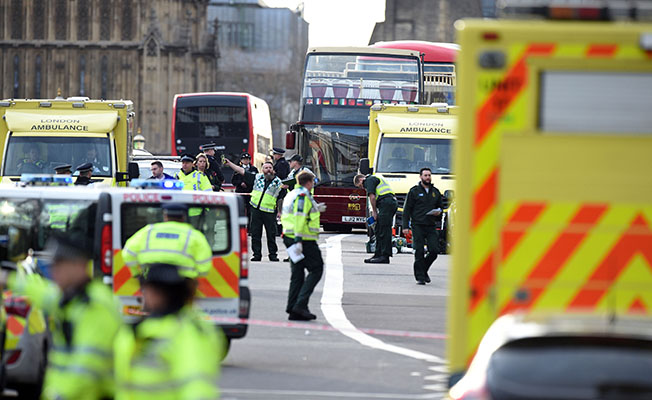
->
[375, 196, 398, 259]
[251, 207, 278, 258]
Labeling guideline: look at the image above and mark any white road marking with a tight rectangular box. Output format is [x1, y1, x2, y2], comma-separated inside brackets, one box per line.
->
[320, 234, 445, 364]
[221, 388, 441, 399]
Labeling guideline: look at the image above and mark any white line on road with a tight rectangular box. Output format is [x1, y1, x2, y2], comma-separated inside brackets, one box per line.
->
[220, 388, 441, 399]
[320, 234, 445, 364]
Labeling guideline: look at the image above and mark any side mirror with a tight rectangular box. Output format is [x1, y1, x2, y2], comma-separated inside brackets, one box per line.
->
[444, 189, 454, 201]
[285, 130, 296, 150]
[128, 162, 140, 180]
[359, 158, 371, 175]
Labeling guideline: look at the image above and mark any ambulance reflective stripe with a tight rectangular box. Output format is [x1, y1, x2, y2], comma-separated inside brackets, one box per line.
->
[114, 250, 241, 299]
[461, 39, 652, 369]
[6, 315, 25, 348]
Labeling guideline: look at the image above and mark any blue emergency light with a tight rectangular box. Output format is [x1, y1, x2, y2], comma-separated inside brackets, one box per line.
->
[129, 179, 184, 190]
[20, 174, 73, 185]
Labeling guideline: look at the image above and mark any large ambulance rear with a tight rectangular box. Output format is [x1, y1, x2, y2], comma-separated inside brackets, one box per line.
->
[448, 1, 652, 386]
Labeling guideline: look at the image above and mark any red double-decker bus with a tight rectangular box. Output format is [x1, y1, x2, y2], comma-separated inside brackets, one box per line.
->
[171, 92, 273, 183]
[286, 47, 423, 232]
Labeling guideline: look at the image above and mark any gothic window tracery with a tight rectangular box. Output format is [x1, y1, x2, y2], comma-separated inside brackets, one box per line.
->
[122, 0, 132, 40]
[33, 0, 45, 39]
[101, 56, 109, 99]
[55, 0, 67, 40]
[34, 55, 42, 98]
[11, 0, 22, 40]
[77, 0, 90, 40]
[80, 56, 86, 96]
[100, 2, 111, 40]
[13, 55, 20, 98]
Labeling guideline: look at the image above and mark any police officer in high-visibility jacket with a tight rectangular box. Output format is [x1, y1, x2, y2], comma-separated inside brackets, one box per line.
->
[3, 235, 122, 400]
[122, 203, 213, 282]
[175, 154, 212, 191]
[281, 171, 326, 321]
[114, 263, 223, 400]
[224, 157, 284, 262]
[354, 173, 398, 264]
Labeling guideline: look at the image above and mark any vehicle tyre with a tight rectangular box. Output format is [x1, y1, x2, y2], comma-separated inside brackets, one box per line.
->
[16, 342, 46, 400]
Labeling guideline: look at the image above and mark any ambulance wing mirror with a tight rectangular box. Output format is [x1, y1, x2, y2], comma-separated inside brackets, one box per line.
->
[359, 158, 371, 175]
[444, 189, 454, 200]
[116, 162, 140, 182]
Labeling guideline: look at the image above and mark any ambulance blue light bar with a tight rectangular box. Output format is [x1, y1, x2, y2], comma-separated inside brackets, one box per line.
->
[129, 179, 184, 190]
[20, 174, 73, 185]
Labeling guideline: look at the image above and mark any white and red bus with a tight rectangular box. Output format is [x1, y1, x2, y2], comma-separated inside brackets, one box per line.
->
[171, 92, 273, 181]
[372, 41, 458, 105]
[286, 47, 424, 232]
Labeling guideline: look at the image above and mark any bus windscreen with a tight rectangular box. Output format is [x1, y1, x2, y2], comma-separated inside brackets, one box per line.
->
[174, 96, 249, 139]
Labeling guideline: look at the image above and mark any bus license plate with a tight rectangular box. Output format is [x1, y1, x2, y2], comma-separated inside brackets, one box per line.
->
[342, 216, 365, 223]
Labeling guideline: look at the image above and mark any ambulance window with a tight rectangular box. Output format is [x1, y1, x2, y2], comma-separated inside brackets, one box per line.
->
[539, 71, 652, 134]
[121, 205, 231, 254]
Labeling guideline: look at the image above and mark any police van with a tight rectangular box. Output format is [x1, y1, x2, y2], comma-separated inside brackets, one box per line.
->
[0, 180, 250, 351]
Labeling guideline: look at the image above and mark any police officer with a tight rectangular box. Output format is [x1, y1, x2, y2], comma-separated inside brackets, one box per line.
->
[17, 146, 46, 174]
[231, 153, 258, 223]
[281, 171, 325, 320]
[283, 154, 316, 189]
[122, 203, 213, 282]
[3, 235, 122, 400]
[175, 154, 212, 191]
[224, 157, 283, 262]
[114, 263, 222, 400]
[272, 147, 290, 179]
[53, 163, 72, 175]
[402, 167, 443, 284]
[354, 173, 398, 264]
[74, 162, 94, 185]
[199, 143, 225, 190]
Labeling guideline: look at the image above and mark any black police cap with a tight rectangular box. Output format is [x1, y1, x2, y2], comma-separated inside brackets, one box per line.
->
[76, 162, 93, 173]
[141, 263, 185, 284]
[180, 154, 194, 163]
[47, 234, 92, 263]
[162, 202, 188, 217]
[240, 152, 251, 159]
[272, 147, 286, 155]
[53, 163, 72, 172]
[200, 143, 218, 151]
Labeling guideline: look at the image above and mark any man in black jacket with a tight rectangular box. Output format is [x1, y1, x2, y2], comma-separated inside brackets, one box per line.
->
[402, 167, 443, 285]
[231, 153, 258, 225]
[272, 147, 290, 180]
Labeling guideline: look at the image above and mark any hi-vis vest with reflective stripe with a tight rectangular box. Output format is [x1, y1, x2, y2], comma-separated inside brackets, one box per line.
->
[122, 221, 213, 279]
[175, 169, 212, 191]
[9, 276, 121, 399]
[250, 173, 283, 213]
[281, 186, 320, 241]
[373, 175, 394, 197]
[114, 307, 222, 400]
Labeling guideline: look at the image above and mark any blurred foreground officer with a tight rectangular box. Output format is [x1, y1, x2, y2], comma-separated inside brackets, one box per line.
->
[4, 235, 121, 400]
[122, 203, 213, 281]
[74, 162, 94, 186]
[354, 173, 397, 264]
[281, 171, 325, 321]
[224, 158, 283, 262]
[114, 263, 222, 400]
[402, 167, 443, 285]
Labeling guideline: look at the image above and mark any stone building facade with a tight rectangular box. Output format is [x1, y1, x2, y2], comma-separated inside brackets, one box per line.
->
[369, 0, 485, 44]
[209, 0, 308, 144]
[0, 0, 218, 154]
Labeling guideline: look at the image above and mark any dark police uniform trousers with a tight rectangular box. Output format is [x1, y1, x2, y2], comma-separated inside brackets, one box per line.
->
[412, 224, 438, 281]
[375, 195, 398, 259]
[250, 207, 278, 258]
[283, 237, 324, 313]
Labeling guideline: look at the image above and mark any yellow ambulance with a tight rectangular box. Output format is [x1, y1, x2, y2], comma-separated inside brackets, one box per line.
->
[0, 97, 139, 185]
[360, 104, 456, 249]
[448, 0, 652, 390]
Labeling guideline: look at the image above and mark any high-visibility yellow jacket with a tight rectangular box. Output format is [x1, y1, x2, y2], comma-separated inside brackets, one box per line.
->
[122, 221, 213, 279]
[175, 169, 212, 191]
[114, 307, 223, 400]
[248, 172, 283, 213]
[9, 275, 121, 400]
[281, 186, 320, 241]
